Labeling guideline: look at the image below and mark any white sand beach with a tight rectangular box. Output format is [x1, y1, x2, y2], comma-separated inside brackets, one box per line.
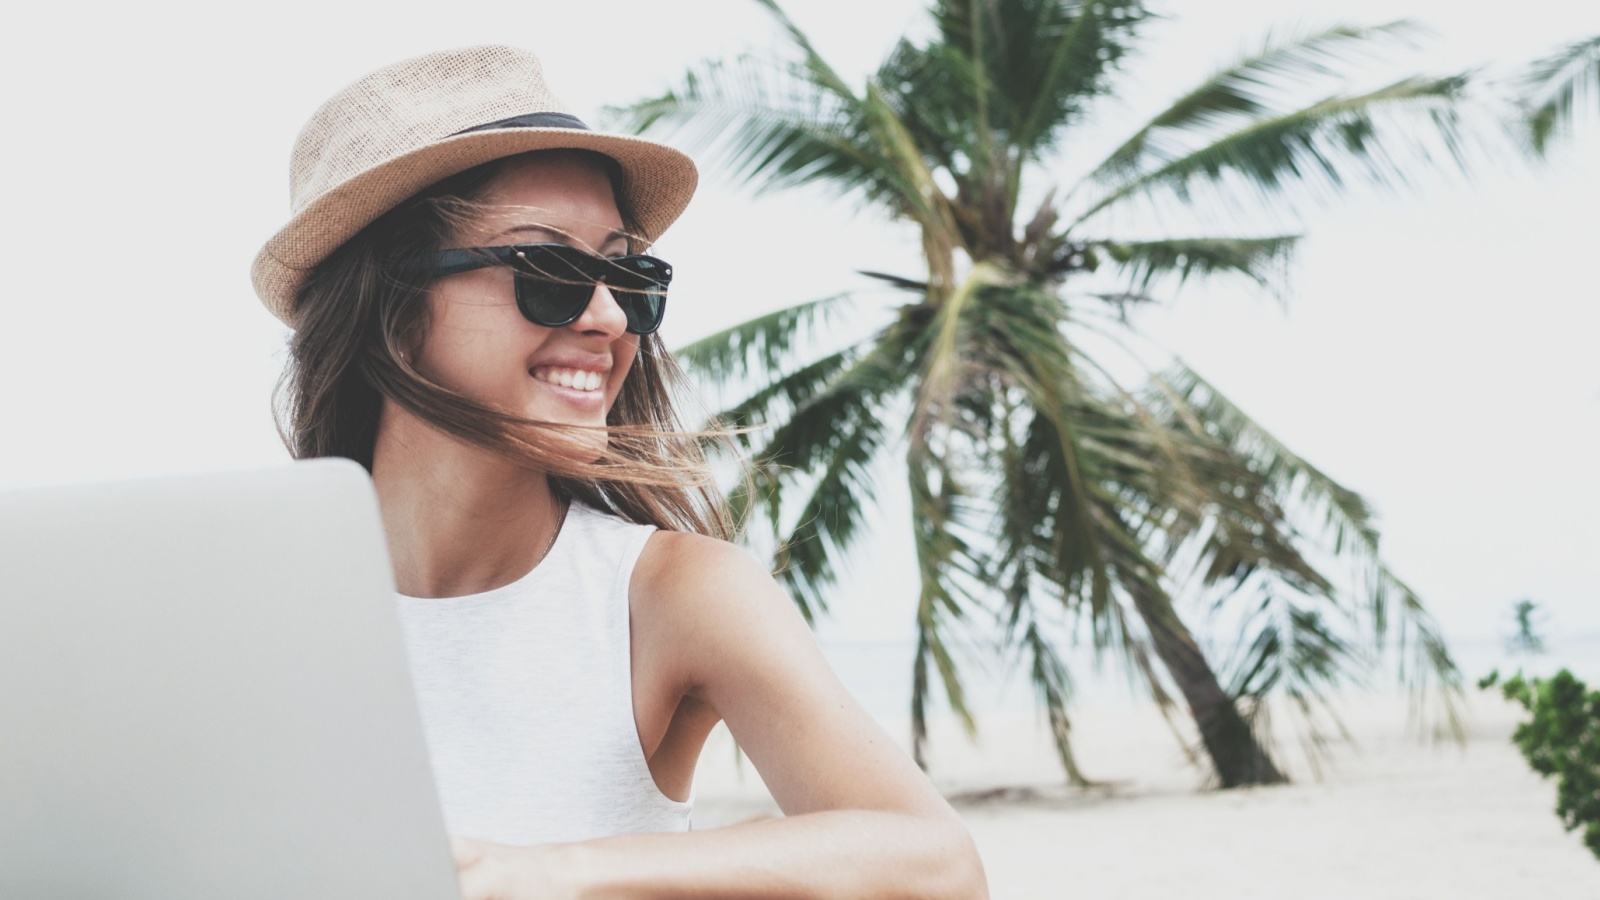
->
[690, 693, 1600, 898]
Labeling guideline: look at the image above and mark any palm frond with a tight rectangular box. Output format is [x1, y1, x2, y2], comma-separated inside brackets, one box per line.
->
[908, 445, 981, 766]
[751, 333, 913, 476]
[739, 337, 914, 617]
[1086, 21, 1427, 182]
[1098, 234, 1301, 292]
[1520, 34, 1600, 155]
[606, 54, 904, 204]
[1159, 432, 1331, 600]
[751, 0, 962, 234]
[1070, 73, 1472, 229]
[929, 0, 1152, 154]
[1020, 618, 1095, 785]
[747, 0, 860, 100]
[989, 338, 1151, 644]
[612, 0, 968, 245]
[767, 385, 898, 620]
[1012, 0, 1153, 153]
[1000, 405, 1103, 603]
[1110, 537, 1288, 785]
[1225, 591, 1363, 775]
[674, 293, 854, 383]
[1155, 362, 1464, 735]
[858, 270, 930, 293]
[862, 81, 968, 245]
[708, 343, 864, 442]
[908, 262, 1008, 441]
[875, 32, 985, 177]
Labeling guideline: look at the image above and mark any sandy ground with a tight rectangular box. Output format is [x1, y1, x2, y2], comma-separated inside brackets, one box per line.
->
[688, 693, 1600, 898]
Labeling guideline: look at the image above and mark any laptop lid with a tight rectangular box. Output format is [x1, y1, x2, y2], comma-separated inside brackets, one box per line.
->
[0, 459, 460, 899]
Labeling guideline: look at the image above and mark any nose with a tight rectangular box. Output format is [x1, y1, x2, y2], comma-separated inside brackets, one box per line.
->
[570, 281, 630, 337]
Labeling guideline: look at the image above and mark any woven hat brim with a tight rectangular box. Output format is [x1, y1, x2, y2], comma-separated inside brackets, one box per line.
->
[251, 128, 697, 327]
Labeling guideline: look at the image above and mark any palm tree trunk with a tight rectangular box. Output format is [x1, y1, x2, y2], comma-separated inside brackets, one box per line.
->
[1127, 585, 1287, 787]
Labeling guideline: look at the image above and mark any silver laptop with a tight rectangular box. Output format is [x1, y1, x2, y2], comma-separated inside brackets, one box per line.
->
[0, 459, 460, 899]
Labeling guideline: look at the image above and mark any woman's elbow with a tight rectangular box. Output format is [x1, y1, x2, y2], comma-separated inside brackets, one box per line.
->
[946, 822, 989, 900]
[907, 813, 988, 900]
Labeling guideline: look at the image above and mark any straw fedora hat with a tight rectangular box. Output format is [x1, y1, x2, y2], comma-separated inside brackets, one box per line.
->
[252, 45, 697, 327]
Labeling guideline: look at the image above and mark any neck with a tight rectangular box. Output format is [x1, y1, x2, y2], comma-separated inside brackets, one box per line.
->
[372, 401, 565, 598]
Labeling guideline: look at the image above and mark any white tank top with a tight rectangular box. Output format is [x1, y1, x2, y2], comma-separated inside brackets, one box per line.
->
[394, 501, 693, 845]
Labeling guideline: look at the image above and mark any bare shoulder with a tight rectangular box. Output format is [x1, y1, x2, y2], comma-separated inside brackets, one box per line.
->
[634, 529, 775, 607]
[631, 529, 812, 696]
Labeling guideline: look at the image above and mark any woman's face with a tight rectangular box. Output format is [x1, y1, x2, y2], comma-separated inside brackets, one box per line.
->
[415, 153, 638, 456]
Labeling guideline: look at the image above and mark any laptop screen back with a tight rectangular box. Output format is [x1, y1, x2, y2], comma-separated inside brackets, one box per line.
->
[0, 459, 460, 899]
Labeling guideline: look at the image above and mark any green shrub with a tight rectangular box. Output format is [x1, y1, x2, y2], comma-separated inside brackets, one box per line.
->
[1480, 669, 1600, 861]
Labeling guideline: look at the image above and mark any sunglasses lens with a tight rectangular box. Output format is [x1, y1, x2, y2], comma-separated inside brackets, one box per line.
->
[602, 258, 668, 334]
[511, 246, 593, 326]
[611, 284, 667, 335]
[509, 246, 670, 335]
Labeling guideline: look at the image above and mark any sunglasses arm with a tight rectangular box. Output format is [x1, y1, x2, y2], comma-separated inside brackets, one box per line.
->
[431, 247, 518, 278]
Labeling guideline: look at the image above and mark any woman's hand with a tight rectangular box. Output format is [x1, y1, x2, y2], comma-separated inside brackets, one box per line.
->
[451, 835, 586, 900]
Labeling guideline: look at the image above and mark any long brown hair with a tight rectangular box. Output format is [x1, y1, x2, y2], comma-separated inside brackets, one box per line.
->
[272, 150, 734, 539]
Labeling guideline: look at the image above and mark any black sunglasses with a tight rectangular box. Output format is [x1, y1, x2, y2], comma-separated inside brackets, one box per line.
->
[430, 243, 672, 335]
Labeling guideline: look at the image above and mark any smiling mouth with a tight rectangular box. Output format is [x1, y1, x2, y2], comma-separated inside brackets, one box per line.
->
[532, 366, 606, 392]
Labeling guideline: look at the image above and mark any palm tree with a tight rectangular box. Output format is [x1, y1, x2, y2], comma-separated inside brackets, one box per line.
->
[1519, 34, 1599, 154]
[612, 0, 1468, 787]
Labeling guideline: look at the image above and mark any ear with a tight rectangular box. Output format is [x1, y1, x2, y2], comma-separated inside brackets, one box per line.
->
[395, 317, 429, 367]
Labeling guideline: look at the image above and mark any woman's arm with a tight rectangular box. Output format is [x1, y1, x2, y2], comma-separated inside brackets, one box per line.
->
[455, 532, 988, 899]
[459, 809, 980, 899]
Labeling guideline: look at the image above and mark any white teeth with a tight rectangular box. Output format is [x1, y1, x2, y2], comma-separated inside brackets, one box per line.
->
[535, 367, 605, 392]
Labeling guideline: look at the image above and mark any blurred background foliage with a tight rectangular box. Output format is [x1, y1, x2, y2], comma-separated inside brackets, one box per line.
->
[611, 0, 1595, 787]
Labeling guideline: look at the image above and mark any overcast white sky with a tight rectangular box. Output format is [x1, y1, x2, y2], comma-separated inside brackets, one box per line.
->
[2, 1, 1595, 670]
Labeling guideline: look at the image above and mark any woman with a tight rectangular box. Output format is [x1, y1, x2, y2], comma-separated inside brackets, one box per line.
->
[254, 45, 987, 898]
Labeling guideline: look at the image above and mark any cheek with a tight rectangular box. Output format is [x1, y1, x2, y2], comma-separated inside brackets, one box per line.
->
[606, 337, 642, 406]
[418, 284, 545, 391]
